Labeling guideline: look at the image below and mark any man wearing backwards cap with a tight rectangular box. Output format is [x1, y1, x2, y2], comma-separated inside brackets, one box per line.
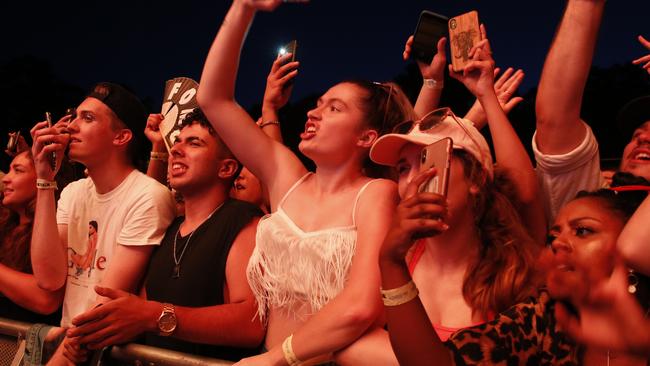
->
[534, 0, 650, 223]
[30, 82, 175, 363]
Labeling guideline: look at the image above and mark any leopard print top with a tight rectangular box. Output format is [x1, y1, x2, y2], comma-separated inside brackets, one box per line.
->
[444, 291, 579, 365]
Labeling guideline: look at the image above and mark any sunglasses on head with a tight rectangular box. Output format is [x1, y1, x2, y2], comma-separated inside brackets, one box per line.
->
[393, 107, 485, 156]
[392, 107, 454, 135]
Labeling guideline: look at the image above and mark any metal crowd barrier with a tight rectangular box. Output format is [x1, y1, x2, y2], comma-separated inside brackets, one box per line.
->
[0, 317, 233, 366]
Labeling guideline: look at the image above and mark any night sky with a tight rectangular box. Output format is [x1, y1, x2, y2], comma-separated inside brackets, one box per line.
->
[2, 0, 649, 112]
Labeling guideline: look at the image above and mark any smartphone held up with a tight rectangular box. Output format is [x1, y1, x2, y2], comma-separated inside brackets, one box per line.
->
[419, 137, 452, 197]
[277, 40, 297, 64]
[45, 112, 57, 171]
[448, 10, 481, 72]
[411, 10, 449, 64]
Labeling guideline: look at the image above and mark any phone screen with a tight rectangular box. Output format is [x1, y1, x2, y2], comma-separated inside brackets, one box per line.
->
[412, 11, 449, 64]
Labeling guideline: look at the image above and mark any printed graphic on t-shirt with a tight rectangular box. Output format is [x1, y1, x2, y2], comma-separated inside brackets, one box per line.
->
[68, 220, 107, 282]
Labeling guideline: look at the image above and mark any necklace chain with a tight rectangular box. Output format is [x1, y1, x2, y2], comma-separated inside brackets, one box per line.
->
[172, 201, 225, 278]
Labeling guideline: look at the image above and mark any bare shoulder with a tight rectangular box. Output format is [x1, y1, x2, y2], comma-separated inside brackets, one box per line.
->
[355, 179, 398, 230]
[227, 217, 261, 263]
[357, 179, 398, 208]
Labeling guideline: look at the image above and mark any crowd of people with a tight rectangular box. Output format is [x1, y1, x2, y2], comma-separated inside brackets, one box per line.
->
[1, 0, 650, 365]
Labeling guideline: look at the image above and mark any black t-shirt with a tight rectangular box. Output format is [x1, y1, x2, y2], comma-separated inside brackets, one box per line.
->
[144, 199, 262, 361]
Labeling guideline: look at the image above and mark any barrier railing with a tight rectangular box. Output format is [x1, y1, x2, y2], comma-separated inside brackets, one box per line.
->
[0, 317, 233, 366]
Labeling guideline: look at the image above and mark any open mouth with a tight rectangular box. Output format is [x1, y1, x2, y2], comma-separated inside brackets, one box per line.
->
[300, 122, 318, 140]
[633, 152, 650, 161]
[170, 162, 188, 175]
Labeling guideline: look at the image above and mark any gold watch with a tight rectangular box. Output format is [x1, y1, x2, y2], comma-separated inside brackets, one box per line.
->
[157, 303, 177, 336]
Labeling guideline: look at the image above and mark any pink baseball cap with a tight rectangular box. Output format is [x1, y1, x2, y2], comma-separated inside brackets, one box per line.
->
[370, 108, 493, 176]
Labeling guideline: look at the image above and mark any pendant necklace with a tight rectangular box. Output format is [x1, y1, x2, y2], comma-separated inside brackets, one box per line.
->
[172, 201, 225, 278]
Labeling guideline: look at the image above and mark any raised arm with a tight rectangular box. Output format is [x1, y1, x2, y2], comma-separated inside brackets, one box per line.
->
[403, 36, 446, 118]
[259, 52, 299, 143]
[618, 194, 650, 275]
[535, 0, 606, 155]
[463, 25, 524, 129]
[197, 0, 305, 207]
[450, 41, 546, 244]
[30, 119, 70, 291]
[144, 114, 169, 185]
[463, 66, 525, 130]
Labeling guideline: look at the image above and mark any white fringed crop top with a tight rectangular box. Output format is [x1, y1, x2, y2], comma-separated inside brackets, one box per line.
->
[246, 173, 377, 323]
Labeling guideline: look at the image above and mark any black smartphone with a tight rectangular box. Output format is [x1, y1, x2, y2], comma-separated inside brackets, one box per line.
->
[412, 10, 449, 64]
[278, 40, 298, 88]
[419, 137, 452, 197]
[278, 40, 297, 65]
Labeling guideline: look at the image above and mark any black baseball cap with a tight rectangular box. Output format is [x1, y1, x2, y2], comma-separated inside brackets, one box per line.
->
[86, 82, 147, 132]
[617, 95, 650, 141]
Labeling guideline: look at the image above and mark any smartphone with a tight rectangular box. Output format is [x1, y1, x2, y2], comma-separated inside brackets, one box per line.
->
[448, 10, 481, 73]
[45, 112, 57, 170]
[278, 40, 297, 65]
[65, 107, 76, 122]
[6, 131, 21, 154]
[411, 10, 449, 64]
[278, 40, 298, 88]
[419, 137, 452, 196]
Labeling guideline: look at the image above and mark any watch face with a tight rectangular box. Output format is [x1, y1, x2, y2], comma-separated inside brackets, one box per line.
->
[159, 312, 177, 333]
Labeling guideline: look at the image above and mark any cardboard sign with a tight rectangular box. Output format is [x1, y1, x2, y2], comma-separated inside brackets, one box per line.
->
[160, 77, 199, 152]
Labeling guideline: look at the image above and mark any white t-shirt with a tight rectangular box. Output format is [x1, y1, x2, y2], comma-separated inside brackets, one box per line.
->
[533, 122, 606, 224]
[57, 170, 175, 327]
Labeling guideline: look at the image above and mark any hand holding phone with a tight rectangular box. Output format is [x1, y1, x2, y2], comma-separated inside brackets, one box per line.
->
[45, 112, 58, 171]
[419, 137, 452, 196]
[278, 40, 297, 65]
[277, 40, 298, 89]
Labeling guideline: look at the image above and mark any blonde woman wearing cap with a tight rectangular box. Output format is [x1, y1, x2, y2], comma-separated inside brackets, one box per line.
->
[196, 1, 419, 365]
[334, 42, 576, 365]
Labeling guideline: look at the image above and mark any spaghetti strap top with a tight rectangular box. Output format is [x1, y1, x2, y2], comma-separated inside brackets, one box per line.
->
[247, 173, 379, 323]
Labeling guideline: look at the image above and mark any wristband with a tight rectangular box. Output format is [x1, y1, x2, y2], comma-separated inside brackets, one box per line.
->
[36, 179, 58, 190]
[282, 334, 302, 366]
[380, 280, 419, 307]
[259, 120, 280, 129]
[150, 151, 169, 161]
[423, 78, 443, 90]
